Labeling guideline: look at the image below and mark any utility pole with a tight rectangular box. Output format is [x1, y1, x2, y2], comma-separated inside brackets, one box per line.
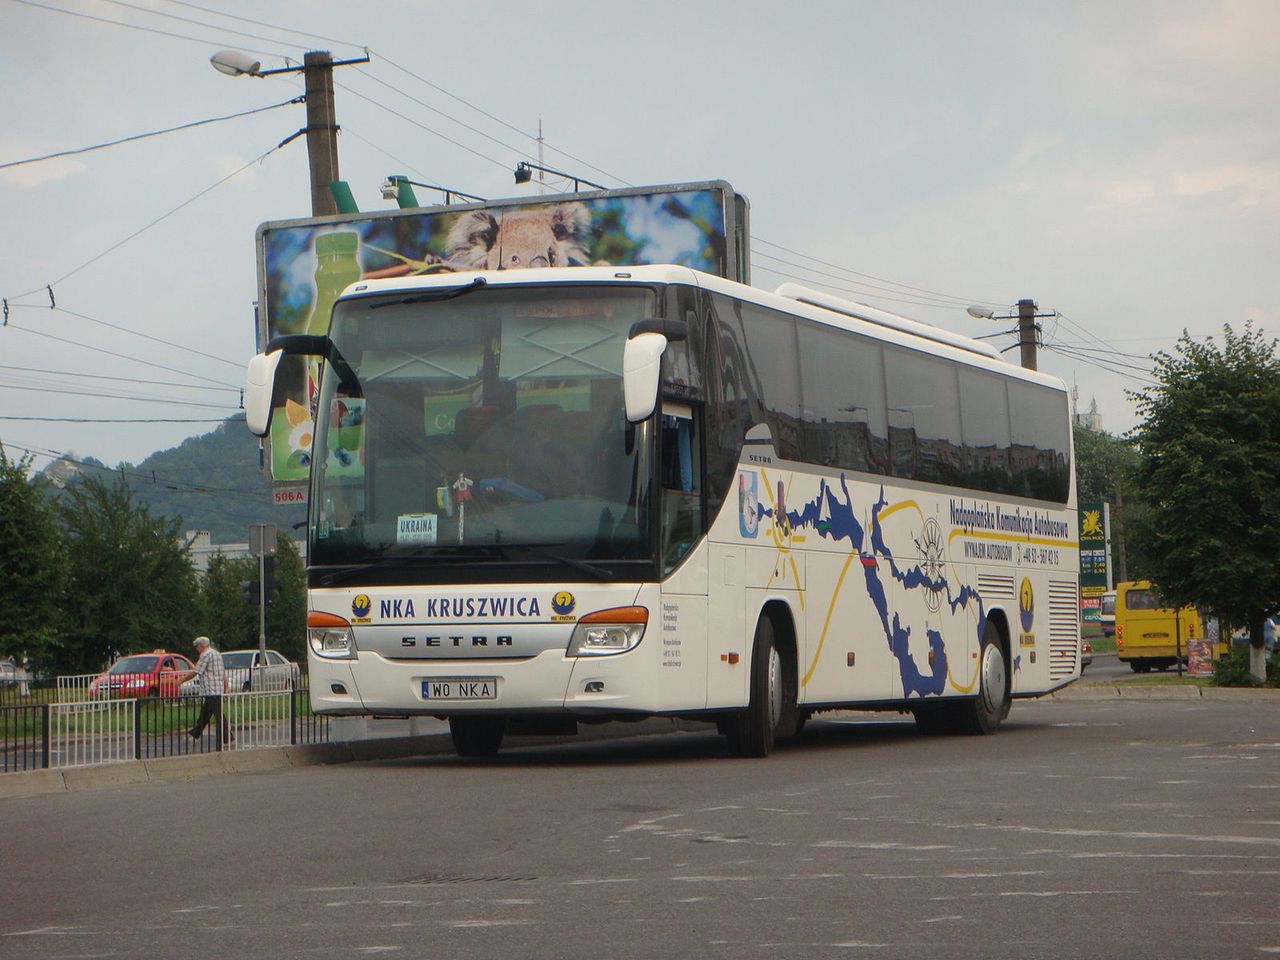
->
[303, 51, 340, 217]
[1017, 298, 1039, 371]
[967, 300, 1056, 372]
[211, 48, 368, 216]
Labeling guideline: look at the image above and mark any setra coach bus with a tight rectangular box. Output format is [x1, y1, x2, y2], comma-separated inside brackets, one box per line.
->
[245, 263, 1080, 757]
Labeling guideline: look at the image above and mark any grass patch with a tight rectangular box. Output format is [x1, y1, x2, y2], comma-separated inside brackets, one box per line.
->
[1115, 673, 1213, 688]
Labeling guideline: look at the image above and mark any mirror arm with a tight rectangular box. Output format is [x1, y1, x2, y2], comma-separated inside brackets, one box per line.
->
[628, 318, 688, 342]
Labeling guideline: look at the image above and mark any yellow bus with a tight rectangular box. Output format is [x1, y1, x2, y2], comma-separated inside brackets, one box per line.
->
[1114, 581, 1225, 672]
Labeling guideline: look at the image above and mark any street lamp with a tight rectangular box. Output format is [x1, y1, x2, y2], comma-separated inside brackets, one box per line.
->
[965, 300, 1055, 371]
[514, 160, 605, 192]
[380, 175, 486, 208]
[210, 48, 370, 216]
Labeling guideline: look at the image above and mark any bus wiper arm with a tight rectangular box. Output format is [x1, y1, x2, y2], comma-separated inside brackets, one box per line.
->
[512, 545, 612, 581]
[370, 276, 487, 309]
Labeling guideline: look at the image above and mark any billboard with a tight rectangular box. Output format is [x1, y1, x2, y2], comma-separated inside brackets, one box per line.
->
[1079, 501, 1111, 622]
[255, 181, 747, 486]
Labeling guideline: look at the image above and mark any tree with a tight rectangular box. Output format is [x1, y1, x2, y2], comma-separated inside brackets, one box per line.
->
[0, 446, 65, 670]
[1130, 323, 1280, 682]
[265, 534, 307, 663]
[198, 533, 306, 662]
[57, 476, 201, 673]
[199, 552, 258, 650]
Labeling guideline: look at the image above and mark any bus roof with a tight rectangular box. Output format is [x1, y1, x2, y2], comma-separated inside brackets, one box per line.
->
[336, 265, 1068, 392]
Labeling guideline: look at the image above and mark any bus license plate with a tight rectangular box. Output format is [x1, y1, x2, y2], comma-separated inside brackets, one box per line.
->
[422, 678, 497, 701]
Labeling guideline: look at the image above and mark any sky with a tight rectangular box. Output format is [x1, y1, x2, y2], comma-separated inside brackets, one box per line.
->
[1, 0, 1277, 474]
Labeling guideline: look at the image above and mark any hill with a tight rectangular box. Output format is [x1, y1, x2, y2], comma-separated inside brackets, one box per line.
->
[40, 416, 306, 544]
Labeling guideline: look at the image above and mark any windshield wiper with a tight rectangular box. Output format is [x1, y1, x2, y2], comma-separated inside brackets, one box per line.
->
[369, 276, 487, 309]
[508, 545, 612, 581]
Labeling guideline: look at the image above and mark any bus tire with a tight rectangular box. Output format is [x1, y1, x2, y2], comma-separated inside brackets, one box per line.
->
[449, 716, 505, 757]
[727, 617, 786, 758]
[962, 619, 1009, 735]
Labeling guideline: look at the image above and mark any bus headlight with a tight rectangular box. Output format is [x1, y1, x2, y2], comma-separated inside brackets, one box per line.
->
[568, 606, 648, 657]
[308, 611, 358, 660]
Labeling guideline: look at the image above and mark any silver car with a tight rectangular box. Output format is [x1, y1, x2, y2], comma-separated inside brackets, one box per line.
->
[181, 649, 300, 694]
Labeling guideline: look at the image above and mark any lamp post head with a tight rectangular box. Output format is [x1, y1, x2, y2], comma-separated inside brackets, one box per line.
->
[210, 50, 261, 77]
[514, 162, 533, 185]
[966, 305, 996, 320]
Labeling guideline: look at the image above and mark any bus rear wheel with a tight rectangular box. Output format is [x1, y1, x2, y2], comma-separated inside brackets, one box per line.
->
[725, 617, 789, 758]
[449, 716, 505, 757]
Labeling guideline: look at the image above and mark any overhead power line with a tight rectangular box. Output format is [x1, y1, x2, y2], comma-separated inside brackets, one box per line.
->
[0, 97, 302, 171]
[370, 51, 632, 187]
[0, 363, 239, 393]
[3, 322, 241, 388]
[0, 382, 239, 409]
[155, 0, 367, 53]
[97, 0, 312, 52]
[333, 79, 518, 176]
[4, 137, 291, 304]
[10, 0, 290, 58]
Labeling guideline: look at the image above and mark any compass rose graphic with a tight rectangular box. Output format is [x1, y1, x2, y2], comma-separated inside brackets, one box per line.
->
[915, 516, 947, 613]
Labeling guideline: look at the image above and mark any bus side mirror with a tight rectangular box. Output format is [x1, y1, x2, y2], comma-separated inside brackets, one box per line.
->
[623, 333, 669, 423]
[623, 318, 687, 423]
[244, 335, 335, 437]
[245, 350, 285, 437]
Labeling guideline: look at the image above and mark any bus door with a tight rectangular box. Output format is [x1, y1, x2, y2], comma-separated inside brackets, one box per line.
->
[658, 401, 709, 708]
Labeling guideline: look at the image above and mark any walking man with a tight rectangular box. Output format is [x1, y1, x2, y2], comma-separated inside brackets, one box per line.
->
[181, 636, 232, 747]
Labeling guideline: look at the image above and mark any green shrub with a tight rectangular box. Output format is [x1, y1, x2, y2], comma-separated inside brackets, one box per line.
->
[1212, 643, 1280, 687]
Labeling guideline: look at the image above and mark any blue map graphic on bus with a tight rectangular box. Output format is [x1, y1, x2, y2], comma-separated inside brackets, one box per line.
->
[759, 476, 988, 698]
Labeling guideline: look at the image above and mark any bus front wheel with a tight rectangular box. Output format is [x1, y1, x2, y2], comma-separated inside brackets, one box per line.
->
[726, 617, 789, 758]
[449, 716, 505, 757]
[915, 620, 1008, 735]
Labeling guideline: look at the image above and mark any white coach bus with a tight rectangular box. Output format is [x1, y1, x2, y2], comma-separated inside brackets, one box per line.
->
[245, 265, 1079, 757]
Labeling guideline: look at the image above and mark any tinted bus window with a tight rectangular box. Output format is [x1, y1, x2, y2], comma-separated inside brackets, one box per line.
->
[797, 324, 888, 474]
[1009, 380, 1071, 502]
[885, 347, 962, 485]
[959, 367, 1012, 494]
[739, 302, 802, 459]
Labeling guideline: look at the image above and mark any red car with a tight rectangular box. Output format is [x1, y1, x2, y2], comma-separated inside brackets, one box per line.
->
[87, 651, 195, 698]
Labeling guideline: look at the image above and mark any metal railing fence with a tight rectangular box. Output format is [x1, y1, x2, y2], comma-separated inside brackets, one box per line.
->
[1, 704, 46, 773]
[1, 686, 330, 773]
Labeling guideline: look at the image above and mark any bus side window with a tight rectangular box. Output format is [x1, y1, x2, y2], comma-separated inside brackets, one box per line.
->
[661, 403, 702, 572]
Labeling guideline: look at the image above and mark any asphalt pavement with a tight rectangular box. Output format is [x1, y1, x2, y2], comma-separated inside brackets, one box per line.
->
[1, 694, 1277, 959]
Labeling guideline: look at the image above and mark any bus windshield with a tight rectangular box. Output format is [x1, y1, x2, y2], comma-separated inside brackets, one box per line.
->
[308, 284, 656, 573]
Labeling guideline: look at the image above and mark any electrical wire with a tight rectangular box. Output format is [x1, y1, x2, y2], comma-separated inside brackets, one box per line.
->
[349, 68, 554, 178]
[3, 322, 241, 388]
[332, 79, 518, 176]
[10, 0, 289, 58]
[155, 0, 367, 53]
[0, 97, 302, 171]
[0, 415, 235, 422]
[0, 382, 239, 409]
[370, 51, 632, 187]
[96, 0, 312, 52]
[751, 250, 1004, 310]
[1040, 344, 1156, 385]
[752, 236, 1007, 309]
[0, 364, 239, 393]
[4, 138, 290, 304]
[6, 303, 244, 370]
[750, 260, 992, 312]
[0, 430, 274, 500]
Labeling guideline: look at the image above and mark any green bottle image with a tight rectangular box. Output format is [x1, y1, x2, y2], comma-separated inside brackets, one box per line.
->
[306, 231, 361, 337]
[304, 231, 361, 403]
[273, 231, 361, 482]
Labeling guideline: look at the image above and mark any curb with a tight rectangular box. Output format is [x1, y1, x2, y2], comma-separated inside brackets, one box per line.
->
[0, 718, 690, 801]
[1051, 683, 1277, 701]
